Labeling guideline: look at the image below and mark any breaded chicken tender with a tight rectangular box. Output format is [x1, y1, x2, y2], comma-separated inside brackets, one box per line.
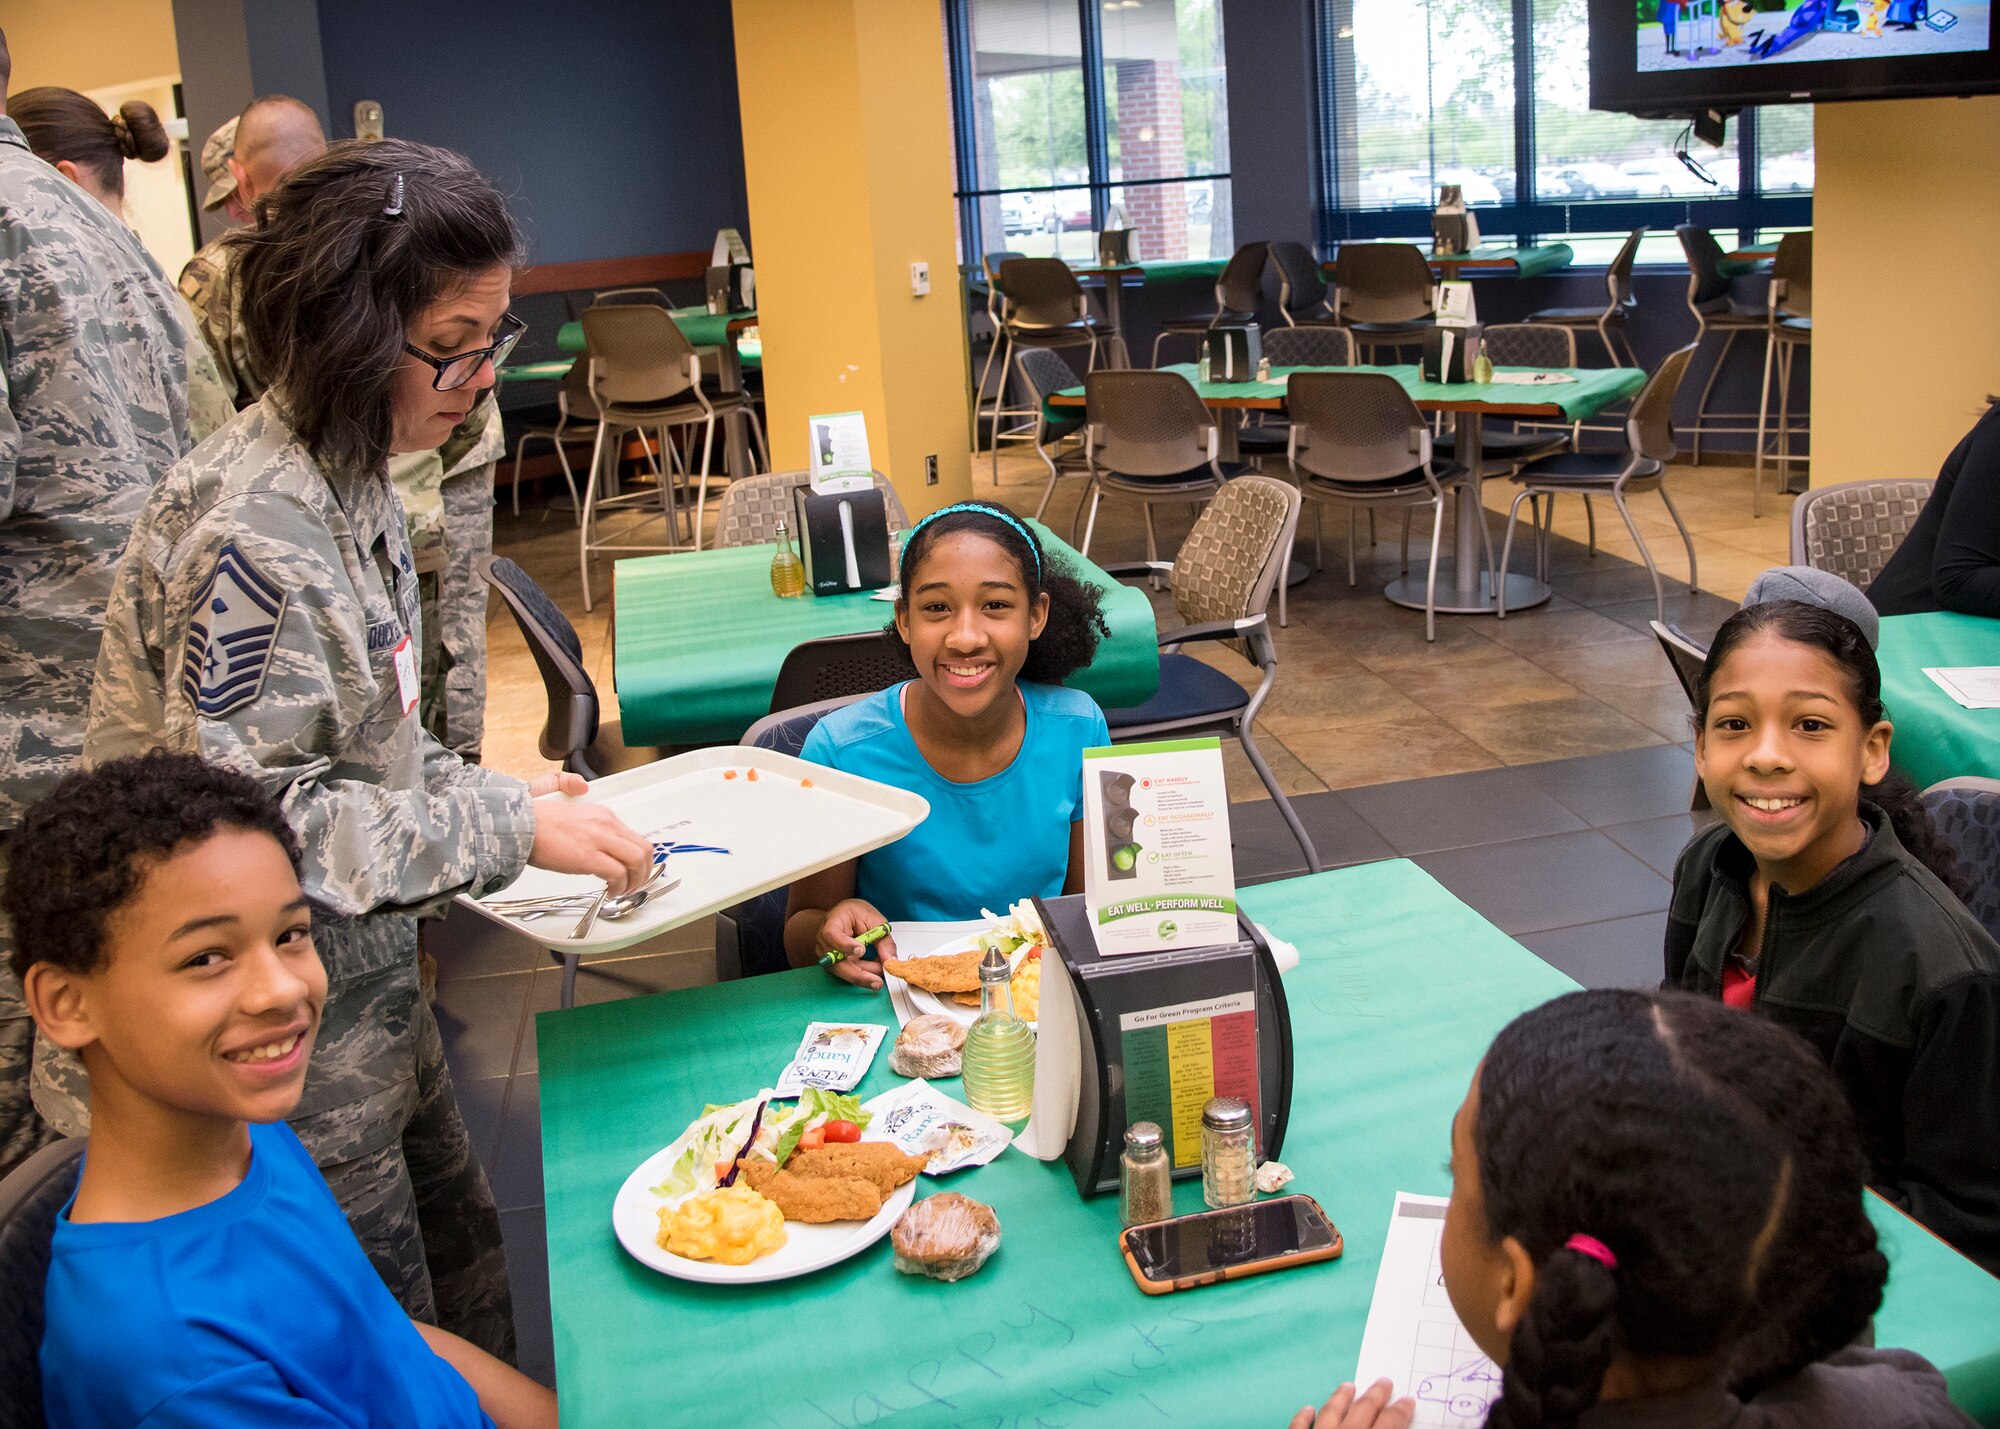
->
[785, 1142, 930, 1196]
[881, 949, 984, 994]
[736, 1158, 882, 1223]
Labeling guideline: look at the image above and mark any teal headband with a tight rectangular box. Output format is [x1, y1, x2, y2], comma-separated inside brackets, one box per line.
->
[906, 502, 1042, 580]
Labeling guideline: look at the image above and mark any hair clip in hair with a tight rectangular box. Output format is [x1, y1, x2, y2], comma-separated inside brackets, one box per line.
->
[1563, 1234, 1618, 1271]
[382, 173, 405, 217]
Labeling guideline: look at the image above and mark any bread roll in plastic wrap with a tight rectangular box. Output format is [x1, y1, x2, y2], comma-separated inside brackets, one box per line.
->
[891, 1192, 1001, 1282]
[889, 1014, 967, 1078]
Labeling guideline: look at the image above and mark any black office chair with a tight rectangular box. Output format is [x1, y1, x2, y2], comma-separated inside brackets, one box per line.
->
[714, 697, 865, 980]
[0, 1137, 85, 1429]
[767, 631, 917, 714]
[478, 556, 659, 780]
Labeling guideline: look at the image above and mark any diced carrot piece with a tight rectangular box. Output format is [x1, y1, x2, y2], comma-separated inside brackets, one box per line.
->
[723, 770, 737, 780]
[800, 777, 814, 787]
[747, 768, 759, 782]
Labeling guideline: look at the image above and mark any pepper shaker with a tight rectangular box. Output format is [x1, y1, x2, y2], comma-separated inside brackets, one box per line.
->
[1120, 1121, 1173, 1226]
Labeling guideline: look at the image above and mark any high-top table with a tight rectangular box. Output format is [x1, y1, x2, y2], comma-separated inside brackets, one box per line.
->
[1047, 362, 1645, 617]
[1877, 611, 2000, 789]
[610, 518, 1161, 746]
[1321, 243, 1576, 282]
[536, 858, 2000, 1428]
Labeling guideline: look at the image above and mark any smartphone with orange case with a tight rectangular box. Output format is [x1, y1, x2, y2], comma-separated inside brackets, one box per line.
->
[1120, 1193, 1343, 1295]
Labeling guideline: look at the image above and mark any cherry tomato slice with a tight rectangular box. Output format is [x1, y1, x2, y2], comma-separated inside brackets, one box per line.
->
[798, 1126, 826, 1151]
[821, 1119, 862, 1143]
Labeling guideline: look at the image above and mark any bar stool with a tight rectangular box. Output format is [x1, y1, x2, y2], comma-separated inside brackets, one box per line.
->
[987, 258, 1114, 482]
[1674, 225, 1769, 466]
[1528, 227, 1643, 367]
[1151, 241, 1270, 366]
[1754, 231, 1812, 516]
[972, 249, 1024, 450]
[1331, 243, 1437, 361]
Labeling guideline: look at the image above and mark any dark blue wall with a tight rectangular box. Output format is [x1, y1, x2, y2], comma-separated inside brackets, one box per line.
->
[315, 0, 749, 266]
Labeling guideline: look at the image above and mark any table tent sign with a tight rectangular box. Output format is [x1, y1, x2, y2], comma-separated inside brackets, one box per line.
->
[794, 412, 892, 594]
[1080, 736, 1239, 957]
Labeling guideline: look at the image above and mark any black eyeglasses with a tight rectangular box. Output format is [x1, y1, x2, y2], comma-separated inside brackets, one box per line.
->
[402, 312, 527, 392]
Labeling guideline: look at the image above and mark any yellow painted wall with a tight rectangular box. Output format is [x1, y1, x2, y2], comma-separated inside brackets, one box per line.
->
[0, 0, 179, 94]
[1811, 97, 2000, 486]
[731, 0, 971, 513]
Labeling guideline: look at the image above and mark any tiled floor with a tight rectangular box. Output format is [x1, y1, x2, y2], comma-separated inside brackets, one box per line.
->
[477, 448, 1782, 795]
[444, 441, 1759, 1386]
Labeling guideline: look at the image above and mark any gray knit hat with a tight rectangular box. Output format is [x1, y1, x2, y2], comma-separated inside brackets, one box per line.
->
[1743, 565, 1880, 649]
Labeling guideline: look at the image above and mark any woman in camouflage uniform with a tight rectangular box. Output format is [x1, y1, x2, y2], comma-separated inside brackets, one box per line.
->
[82, 139, 653, 1362]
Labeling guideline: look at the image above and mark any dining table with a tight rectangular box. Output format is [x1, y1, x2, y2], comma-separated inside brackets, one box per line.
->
[1877, 611, 2000, 789]
[1047, 362, 1646, 617]
[610, 518, 1162, 746]
[535, 857, 2000, 1428]
[1321, 243, 1576, 283]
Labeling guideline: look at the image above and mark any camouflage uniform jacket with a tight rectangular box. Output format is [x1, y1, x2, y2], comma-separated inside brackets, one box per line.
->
[177, 234, 257, 409]
[0, 116, 202, 829]
[84, 400, 535, 1161]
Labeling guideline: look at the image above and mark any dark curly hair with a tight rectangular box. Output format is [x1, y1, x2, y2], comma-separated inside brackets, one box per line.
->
[1474, 989, 1884, 1429]
[227, 137, 520, 476]
[2, 751, 302, 980]
[891, 504, 1108, 684]
[1695, 599, 1968, 897]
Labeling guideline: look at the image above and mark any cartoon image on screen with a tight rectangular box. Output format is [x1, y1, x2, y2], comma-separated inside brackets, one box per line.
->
[1635, 0, 1987, 68]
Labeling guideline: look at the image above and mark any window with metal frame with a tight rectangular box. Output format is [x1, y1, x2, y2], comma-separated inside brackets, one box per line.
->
[1314, 0, 1811, 252]
[947, 0, 1234, 267]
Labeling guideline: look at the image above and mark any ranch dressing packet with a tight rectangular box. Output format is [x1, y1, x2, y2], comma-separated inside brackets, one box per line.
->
[863, 1079, 1013, 1175]
[774, 1022, 888, 1094]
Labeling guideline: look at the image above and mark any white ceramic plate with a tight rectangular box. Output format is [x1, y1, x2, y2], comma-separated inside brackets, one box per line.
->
[893, 934, 1039, 1031]
[612, 1138, 916, 1285]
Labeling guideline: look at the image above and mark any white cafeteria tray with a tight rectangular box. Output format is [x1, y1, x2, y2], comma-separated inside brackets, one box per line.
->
[455, 746, 928, 955]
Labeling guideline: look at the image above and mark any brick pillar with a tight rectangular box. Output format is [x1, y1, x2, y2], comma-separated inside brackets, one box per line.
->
[1113, 58, 1187, 261]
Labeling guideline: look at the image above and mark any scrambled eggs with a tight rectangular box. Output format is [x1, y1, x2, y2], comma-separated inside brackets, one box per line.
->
[658, 1182, 787, 1265]
[1010, 956, 1042, 1022]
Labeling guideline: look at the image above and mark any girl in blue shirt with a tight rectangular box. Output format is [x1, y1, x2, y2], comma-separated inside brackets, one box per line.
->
[787, 503, 1110, 989]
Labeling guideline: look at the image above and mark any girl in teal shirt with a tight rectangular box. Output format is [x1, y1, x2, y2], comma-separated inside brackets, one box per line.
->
[787, 503, 1109, 989]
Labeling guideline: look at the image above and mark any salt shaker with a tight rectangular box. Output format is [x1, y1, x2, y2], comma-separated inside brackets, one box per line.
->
[1119, 1121, 1173, 1226]
[1201, 1097, 1255, 1209]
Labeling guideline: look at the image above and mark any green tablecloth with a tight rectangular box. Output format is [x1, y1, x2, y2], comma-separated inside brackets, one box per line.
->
[556, 305, 759, 366]
[537, 859, 2000, 1427]
[1878, 612, 2000, 789]
[1321, 244, 1574, 279]
[611, 519, 1160, 745]
[497, 358, 573, 385]
[1049, 363, 1645, 426]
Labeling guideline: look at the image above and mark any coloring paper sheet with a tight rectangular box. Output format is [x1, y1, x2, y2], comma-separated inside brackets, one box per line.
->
[1354, 1193, 1501, 1427]
[1924, 666, 2000, 709]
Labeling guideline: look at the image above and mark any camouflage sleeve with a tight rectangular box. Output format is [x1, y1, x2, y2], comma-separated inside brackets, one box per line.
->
[0, 345, 17, 518]
[179, 295, 236, 433]
[92, 490, 534, 916]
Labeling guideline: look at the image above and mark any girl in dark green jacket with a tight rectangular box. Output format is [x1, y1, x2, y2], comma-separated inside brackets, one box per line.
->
[1668, 599, 2000, 1276]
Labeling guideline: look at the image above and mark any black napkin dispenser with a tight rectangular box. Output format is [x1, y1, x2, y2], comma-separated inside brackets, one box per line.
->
[1033, 892, 1294, 1197]
[1432, 211, 1470, 257]
[1098, 229, 1133, 267]
[1421, 323, 1483, 384]
[705, 262, 754, 314]
[1203, 321, 1262, 384]
[789, 483, 894, 596]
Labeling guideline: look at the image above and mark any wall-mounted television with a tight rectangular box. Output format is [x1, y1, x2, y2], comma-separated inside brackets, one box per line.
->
[1589, 0, 2000, 112]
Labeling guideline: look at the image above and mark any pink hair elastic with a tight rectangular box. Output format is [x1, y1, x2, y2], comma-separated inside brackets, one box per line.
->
[1565, 1234, 1618, 1271]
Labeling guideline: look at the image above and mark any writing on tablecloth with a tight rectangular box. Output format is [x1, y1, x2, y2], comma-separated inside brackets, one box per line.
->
[760, 1301, 1208, 1429]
